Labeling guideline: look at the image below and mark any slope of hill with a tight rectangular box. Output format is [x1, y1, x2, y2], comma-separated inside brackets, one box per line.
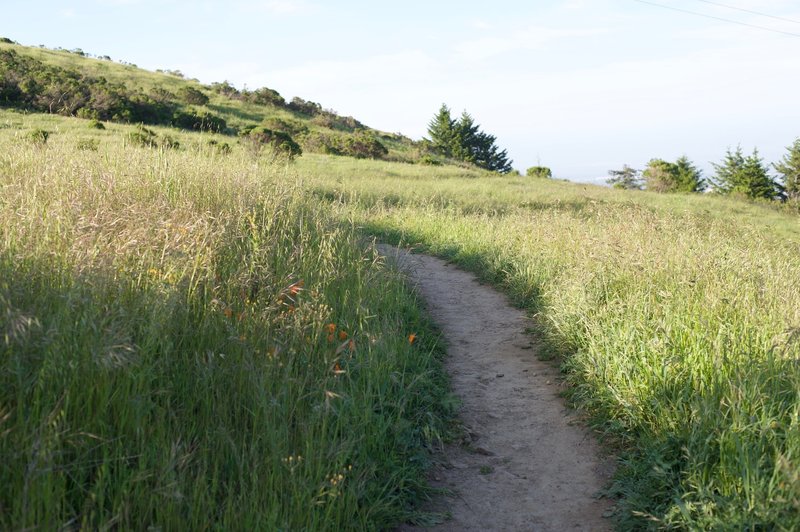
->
[0, 38, 427, 163]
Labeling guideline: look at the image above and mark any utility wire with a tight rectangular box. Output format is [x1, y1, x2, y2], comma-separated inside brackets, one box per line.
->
[693, 0, 800, 26]
[632, 0, 800, 38]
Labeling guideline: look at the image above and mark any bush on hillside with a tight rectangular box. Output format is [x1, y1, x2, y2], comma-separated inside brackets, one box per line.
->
[339, 131, 388, 159]
[27, 128, 49, 145]
[287, 97, 322, 117]
[301, 131, 387, 159]
[76, 138, 99, 151]
[87, 119, 105, 130]
[128, 126, 179, 149]
[262, 117, 308, 137]
[526, 166, 552, 179]
[171, 110, 227, 133]
[208, 80, 240, 98]
[243, 87, 285, 107]
[241, 126, 302, 160]
[179, 86, 209, 106]
[206, 139, 231, 155]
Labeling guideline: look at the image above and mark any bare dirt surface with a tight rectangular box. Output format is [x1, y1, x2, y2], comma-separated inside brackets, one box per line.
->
[381, 245, 615, 532]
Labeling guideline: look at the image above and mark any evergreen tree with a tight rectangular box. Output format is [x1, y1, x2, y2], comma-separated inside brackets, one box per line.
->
[642, 156, 705, 193]
[711, 146, 782, 200]
[426, 105, 513, 173]
[607, 164, 642, 190]
[774, 138, 800, 200]
[427, 104, 457, 157]
[674, 155, 705, 192]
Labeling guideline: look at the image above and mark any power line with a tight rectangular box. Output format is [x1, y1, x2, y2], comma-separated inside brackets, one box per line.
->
[693, 0, 800, 26]
[632, 0, 800, 38]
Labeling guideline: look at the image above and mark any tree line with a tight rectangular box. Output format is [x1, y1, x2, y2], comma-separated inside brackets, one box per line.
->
[607, 143, 800, 201]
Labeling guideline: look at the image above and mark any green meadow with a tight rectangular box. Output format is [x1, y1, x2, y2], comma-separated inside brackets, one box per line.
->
[2, 39, 800, 530]
[0, 113, 453, 530]
[302, 155, 800, 529]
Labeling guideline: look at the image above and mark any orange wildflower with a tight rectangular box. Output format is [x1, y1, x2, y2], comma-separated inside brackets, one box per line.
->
[338, 330, 348, 341]
[348, 339, 355, 351]
[288, 280, 304, 296]
[223, 308, 233, 319]
[326, 323, 336, 334]
[327, 333, 335, 343]
[408, 333, 417, 345]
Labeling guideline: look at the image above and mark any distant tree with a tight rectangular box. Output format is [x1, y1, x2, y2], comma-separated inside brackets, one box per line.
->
[711, 146, 782, 200]
[427, 104, 458, 157]
[526, 166, 552, 178]
[426, 104, 513, 173]
[774, 138, 800, 200]
[674, 155, 706, 192]
[642, 156, 704, 193]
[607, 164, 643, 190]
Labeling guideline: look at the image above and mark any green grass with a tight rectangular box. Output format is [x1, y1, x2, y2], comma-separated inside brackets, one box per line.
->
[6, 101, 800, 529]
[0, 117, 454, 529]
[302, 156, 800, 529]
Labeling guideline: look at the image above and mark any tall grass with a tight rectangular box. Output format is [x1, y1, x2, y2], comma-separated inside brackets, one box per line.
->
[306, 160, 800, 529]
[0, 131, 451, 529]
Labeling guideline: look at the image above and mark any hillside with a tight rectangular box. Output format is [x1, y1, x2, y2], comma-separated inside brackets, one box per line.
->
[0, 38, 429, 163]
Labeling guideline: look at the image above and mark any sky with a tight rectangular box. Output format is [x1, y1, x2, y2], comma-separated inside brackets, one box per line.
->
[4, 0, 800, 182]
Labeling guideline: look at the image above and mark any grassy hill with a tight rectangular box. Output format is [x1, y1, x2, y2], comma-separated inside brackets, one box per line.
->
[2, 37, 800, 530]
[0, 39, 427, 163]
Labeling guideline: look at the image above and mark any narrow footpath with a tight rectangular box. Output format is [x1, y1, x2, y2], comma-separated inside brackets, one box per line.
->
[382, 245, 615, 532]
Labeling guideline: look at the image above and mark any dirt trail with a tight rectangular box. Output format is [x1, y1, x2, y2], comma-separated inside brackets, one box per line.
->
[381, 245, 614, 532]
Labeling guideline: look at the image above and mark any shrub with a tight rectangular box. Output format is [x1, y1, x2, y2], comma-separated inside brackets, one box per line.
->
[262, 117, 308, 137]
[27, 128, 49, 145]
[179, 86, 209, 106]
[526, 166, 552, 179]
[243, 87, 285, 107]
[0, 37, 14, 44]
[339, 132, 388, 159]
[76, 138, 99, 151]
[301, 131, 341, 155]
[418, 155, 442, 166]
[206, 139, 231, 155]
[287, 97, 322, 116]
[242, 127, 302, 160]
[171, 110, 226, 133]
[208, 80, 240, 98]
[127, 126, 180, 150]
[87, 119, 105, 130]
[160, 134, 180, 150]
[128, 126, 159, 148]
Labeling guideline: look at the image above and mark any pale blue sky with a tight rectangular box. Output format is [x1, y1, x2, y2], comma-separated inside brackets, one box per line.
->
[4, 0, 800, 181]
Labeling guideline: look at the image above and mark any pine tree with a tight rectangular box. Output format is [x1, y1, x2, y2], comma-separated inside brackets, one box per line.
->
[426, 105, 513, 173]
[774, 138, 800, 200]
[711, 146, 782, 200]
[607, 164, 642, 190]
[427, 104, 457, 157]
[674, 156, 705, 192]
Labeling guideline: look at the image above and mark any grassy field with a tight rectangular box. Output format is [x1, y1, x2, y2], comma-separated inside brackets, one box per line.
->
[0, 115, 454, 529]
[301, 156, 800, 529]
[4, 107, 800, 529]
